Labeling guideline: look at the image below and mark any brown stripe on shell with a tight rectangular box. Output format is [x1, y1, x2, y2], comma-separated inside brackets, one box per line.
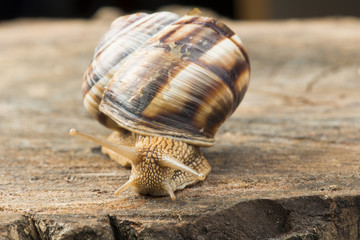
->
[101, 19, 223, 117]
[98, 14, 250, 146]
[197, 85, 234, 137]
[157, 24, 182, 43]
[228, 34, 250, 106]
[195, 38, 241, 109]
[141, 62, 226, 128]
[151, 18, 249, 114]
[146, 23, 249, 130]
[103, 45, 184, 116]
[82, 11, 180, 98]
[148, 62, 235, 140]
[99, 14, 236, 115]
[158, 21, 205, 46]
[154, 21, 227, 63]
[189, 70, 234, 137]
[82, 11, 180, 128]
[229, 35, 250, 68]
[234, 67, 250, 105]
[176, 16, 235, 38]
[83, 13, 150, 98]
[238, 45, 250, 76]
[122, 16, 231, 115]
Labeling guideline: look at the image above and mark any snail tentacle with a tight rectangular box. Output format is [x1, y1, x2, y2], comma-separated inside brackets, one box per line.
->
[69, 128, 138, 164]
[160, 154, 206, 181]
[114, 177, 135, 196]
[163, 182, 176, 201]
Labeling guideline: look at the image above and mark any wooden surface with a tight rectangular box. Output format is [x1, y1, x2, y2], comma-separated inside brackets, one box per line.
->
[0, 8, 360, 239]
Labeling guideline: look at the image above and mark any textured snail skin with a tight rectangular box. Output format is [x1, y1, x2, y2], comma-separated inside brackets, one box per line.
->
[132, 135, 209, 196]
[79, 11, 250, 200]
[100, 130, 210, 198]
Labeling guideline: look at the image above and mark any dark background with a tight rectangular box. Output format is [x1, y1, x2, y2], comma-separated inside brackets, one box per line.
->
[1, 0, 360, 20]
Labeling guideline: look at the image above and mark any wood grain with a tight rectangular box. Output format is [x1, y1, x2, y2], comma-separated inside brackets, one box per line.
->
[0, 10, 359, 239]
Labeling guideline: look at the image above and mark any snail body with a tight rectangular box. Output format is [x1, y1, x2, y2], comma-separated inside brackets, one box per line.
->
[71, 10, 250, 200]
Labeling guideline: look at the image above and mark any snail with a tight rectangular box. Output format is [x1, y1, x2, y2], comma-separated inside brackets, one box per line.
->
[70, 9, 250, 200]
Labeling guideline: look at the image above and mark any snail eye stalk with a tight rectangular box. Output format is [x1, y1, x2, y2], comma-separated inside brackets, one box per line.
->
[69, 128, 138, 164]
[114, 177, 135, 196]
[160, 154, 206, 181]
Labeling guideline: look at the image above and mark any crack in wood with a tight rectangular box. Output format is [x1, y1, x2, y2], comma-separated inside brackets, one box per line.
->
[108, 215, 121, 240]
[28, 217, 42, 240]
[0, 195, 359, 239]
[305, 64, 350, 93]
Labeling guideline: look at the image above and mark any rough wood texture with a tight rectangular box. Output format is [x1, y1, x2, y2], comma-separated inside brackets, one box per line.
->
[1, 9, 359, 239]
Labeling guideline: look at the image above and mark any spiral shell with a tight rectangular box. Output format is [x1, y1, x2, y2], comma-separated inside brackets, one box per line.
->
[83, 11, 250, 147]
[83, 12, 180, 128]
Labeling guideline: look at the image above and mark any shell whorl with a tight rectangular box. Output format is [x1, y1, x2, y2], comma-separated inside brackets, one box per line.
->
[82, 12, 180, 128]
[83, 12, 250, 146]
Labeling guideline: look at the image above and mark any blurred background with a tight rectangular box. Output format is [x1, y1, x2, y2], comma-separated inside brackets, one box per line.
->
[1, 0, 360, 20]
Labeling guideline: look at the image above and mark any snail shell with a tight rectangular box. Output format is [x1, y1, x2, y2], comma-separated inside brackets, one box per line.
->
[76, 10, 250, 200]
[82, 12, 180, 129]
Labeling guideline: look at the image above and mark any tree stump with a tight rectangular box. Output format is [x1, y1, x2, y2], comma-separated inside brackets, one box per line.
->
[0, 9, 359, 239]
